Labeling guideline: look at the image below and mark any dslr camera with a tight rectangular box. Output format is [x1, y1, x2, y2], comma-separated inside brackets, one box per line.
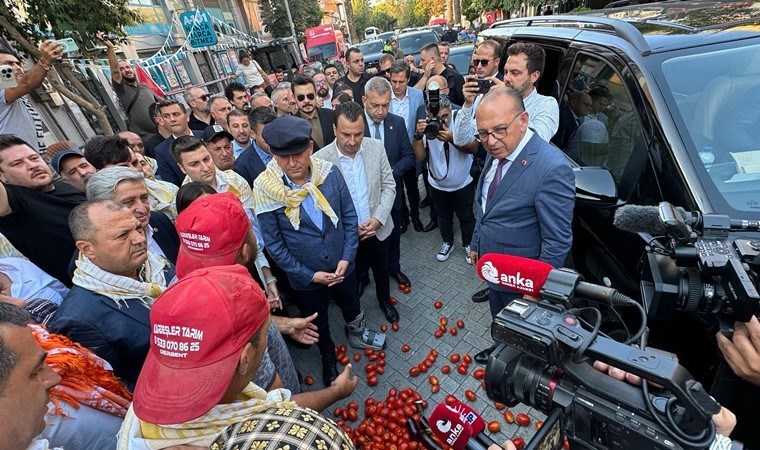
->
[484, 267, 725, 449]
[424, 81, 444, 140]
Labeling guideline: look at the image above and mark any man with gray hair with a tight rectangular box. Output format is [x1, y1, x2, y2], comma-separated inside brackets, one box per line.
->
[271, 83, 296, 117]
[250, 92, 274, 110]
[362, 77, 417, 289]
[207, 94, 234, 130]
[86, 167, 179, 264]
[184, 86, 214, 131]
[48, 200, 174, 390]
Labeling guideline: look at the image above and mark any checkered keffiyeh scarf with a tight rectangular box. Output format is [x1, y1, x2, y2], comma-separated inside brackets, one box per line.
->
[72, 253, 167, 308]
[117, 383, 295, 449]
[252, 157, 338, 230]
[211, 406, 355, 450]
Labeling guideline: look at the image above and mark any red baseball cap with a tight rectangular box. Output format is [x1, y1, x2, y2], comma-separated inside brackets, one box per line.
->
[175, 192, 250, 279]
[133, 264, 269, 425]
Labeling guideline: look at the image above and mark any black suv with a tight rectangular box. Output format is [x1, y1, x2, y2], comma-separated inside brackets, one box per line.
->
[481, 1, 760, 296]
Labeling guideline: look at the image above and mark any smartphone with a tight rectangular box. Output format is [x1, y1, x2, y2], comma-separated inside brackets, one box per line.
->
[0, 65, 18, 89]
[525, 408, 564, 450]
[476, 78, 494, 95]
[55, 38, 79, 54]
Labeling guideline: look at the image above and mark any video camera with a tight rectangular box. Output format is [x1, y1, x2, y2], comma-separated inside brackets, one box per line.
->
[424, 81, 444, 140]
[478, 255, 724, 449]
[635, 202, 760, 328]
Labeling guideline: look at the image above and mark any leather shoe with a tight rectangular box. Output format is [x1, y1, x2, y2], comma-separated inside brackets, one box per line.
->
[379, 300, 400, 323]
[390, 271, 411, 287]
[422, 221, 438, 232]
[420, 197, 430, 208]
[471, 288, 489, 303]
[358, 277, 370, 299]
[322, 353, 339, 386]
[412, 217, 424, 232]
[474, 345, 497, 365]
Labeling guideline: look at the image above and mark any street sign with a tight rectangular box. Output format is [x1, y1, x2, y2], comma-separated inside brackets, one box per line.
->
[180, 9, 218, 48]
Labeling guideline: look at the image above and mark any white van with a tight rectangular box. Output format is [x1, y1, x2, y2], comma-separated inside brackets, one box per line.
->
[364, 27, 381, 41]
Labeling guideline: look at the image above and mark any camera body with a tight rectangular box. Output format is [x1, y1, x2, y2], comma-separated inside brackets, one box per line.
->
[476, 78, 493, 95]
[485, 295, 720, 449]
[424, 81, 443, 140]
[640, 202, 760, 325]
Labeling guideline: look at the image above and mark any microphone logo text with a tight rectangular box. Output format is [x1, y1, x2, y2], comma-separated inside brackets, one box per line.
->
[480, 261, 534, 291]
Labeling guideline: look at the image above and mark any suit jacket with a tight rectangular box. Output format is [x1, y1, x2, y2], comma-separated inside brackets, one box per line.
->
[235, 144, 269, 186]
[363, 112, 415, 210]
[257, 165, 359, 291]
[149, 212, 179, 264]
[471, 132, 575, 292]
[47, 264, 175, 391]
[155, 130, 204, 186]
[314, 138, 396, 241]
[393, 87, 426, 143]
[551, 105, 580, 149]
[297, 108, 335, 150]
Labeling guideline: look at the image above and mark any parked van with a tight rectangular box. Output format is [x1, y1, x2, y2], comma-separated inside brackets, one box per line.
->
[364, 27, 381, 41]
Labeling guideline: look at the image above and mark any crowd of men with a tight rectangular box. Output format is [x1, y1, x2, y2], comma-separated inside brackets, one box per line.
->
[0, 33, 753, 450]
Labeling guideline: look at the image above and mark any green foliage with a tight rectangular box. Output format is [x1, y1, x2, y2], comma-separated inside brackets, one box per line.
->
[260, 0, 324, 38]
[570, 6, 592, 11]
[460, 0, 481, 22]
[0, 0, 140, 54]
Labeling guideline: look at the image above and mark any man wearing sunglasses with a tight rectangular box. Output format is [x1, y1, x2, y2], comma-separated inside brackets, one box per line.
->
[292, 75, 335, 150]
[469, 87, 574, 365]
[184, 87, 214, 131]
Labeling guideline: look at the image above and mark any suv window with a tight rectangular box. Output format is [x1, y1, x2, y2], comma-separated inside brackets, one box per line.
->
[556, 53, 644, 185]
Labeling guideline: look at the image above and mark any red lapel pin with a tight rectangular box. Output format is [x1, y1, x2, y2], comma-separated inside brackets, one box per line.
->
[521, 160, 527, 166]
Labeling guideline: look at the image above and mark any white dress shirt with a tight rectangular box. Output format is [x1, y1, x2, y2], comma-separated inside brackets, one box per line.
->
[338, 147, 372, 224]
[145, 226, 168, 261]
[391, 89, 412, 136]
[481, 129, 534, 212]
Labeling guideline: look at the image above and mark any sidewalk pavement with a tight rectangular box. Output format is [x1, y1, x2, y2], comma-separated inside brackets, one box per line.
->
[286, 211, 544, 446]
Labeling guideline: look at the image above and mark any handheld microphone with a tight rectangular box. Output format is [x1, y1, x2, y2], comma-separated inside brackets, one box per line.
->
[614, 204, 760, 235]
[477, 254, 635, 306]
[429, 404, 489, 450]
[448, 401, 501, 449]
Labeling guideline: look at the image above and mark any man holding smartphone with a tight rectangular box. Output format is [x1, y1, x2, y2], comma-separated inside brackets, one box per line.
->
[0, 39, 62, 155]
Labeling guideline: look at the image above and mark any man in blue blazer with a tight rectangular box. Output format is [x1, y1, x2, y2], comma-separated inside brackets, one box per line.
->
[153, 100, 204, 186]
[254, 115, 386, 386]
[234, 106, 277, 186]
[362, 77, 417, 287]
[390, 60, 427, 234]
[469, 88, 575, 364]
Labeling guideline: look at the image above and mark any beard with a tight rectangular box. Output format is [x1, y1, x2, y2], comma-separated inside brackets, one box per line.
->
[317, 87, 329, 98]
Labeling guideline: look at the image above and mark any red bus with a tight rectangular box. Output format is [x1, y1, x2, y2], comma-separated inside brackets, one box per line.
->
[305, 24, 345, 63]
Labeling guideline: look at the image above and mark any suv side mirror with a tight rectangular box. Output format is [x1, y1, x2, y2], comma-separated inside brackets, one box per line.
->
[574, 166, 618, 208]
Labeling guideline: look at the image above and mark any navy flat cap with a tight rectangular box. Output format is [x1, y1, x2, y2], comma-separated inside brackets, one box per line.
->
[262, 115, 312, 156]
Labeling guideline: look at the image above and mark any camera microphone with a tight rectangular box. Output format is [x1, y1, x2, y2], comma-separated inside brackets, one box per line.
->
[447, 400, 502, 449]
[614, 204, 760, 235]
[476, 253, 635, 306]
[428, 404, 492, 450]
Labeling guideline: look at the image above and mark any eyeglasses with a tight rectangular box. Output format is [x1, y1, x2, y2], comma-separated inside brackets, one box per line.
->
[472, 58, 496, 67]
[314, 80, 327, 85]
[199, 94, 210, 101]
[297, 93, 316, 101]
[475, 113, 522, 142]
[378, 68, 390, 75]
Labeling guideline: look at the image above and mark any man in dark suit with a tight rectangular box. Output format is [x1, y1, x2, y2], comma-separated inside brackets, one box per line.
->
[551, 90, 592, 154]
[153, 99, 203, 186]
[470, 88, 575, 364]
[362, 77, 417, 288]
[254, 115, 385, 386]
[292, 74, 335, 150]
[48, 200, 174, 390]
[235, 106, 278, 186]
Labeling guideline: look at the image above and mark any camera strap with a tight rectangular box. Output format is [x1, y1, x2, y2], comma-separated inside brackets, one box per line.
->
[426, 140, 450, 182]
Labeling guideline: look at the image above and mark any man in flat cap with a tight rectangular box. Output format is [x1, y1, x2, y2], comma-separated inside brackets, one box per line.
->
[252, 115, 386, 386]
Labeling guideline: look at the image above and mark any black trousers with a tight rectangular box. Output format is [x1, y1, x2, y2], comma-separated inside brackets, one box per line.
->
[356, 235, 390, 304]
[297, 271, 362, 357]
[400, 168, 421, 222]
[387, 207, 402, 275]
[430, 182, 475, 247]
[488, 288, 522, 317]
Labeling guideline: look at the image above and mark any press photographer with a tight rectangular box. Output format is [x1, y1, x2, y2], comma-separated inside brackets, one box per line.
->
[412, 84, 476, 263]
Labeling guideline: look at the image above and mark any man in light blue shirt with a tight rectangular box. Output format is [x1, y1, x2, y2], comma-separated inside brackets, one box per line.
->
[227, 109, 254, 159]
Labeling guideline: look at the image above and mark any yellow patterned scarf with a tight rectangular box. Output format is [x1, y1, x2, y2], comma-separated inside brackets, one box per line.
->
[117, 383, 295, 450]
[144, 178, 178, 221]
[182, 170, 254, 210]
[0, 232, 26, 259]
[72, 253, 167, 308]
[252, 157, 338, 230]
